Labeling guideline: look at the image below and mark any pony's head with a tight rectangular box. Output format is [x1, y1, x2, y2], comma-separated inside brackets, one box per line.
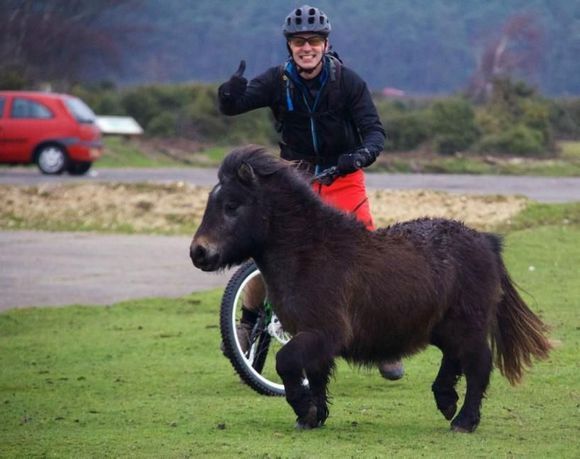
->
[190, 146, 291, 271]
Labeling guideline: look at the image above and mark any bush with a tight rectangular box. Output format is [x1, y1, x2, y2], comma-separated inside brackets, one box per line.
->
[475, 124, 545, 156]
[430, 98, 479, 155]
[147, 112, 178, 137]
[71, 84, 125, 115]
[375, 99, 433, 151]
[64, 79, 566, 155]
[549, 98, 580, 139]
[0, 67, 29, 90]
[474, 78, 555, 155]
[383, 111, 431, 151]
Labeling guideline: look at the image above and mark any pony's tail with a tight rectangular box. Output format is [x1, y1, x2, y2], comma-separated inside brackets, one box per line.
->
[491, 260, 552, 385]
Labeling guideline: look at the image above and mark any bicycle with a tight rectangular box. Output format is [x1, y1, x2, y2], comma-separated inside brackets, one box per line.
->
[219, 166, 345, 396]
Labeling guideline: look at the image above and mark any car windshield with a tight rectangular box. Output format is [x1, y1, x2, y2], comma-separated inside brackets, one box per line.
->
[65, 97, 96, 123]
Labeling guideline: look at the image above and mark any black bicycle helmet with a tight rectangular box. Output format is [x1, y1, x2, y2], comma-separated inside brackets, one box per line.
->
[283, 5, 331, 37]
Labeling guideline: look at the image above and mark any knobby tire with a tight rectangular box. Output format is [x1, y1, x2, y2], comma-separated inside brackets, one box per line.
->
[220, 260, 285, 396]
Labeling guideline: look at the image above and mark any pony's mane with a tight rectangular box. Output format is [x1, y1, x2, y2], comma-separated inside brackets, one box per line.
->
[219, 145, 294, 182]
[219, 145, 365, 233]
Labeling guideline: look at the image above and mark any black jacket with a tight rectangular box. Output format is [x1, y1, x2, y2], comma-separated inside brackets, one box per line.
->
[218, 57, 385, 168]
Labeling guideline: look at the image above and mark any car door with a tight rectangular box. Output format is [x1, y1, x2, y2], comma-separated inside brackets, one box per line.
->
[0, 96, 56, 162]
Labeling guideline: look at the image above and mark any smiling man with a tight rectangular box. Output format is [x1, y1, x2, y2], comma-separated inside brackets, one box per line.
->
[218, 5, 403, 381]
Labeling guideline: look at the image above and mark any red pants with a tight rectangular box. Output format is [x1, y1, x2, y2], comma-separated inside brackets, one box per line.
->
[312, 169, 375, 230]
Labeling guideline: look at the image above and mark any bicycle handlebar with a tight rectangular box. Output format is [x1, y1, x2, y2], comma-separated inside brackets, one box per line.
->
[311, 160, 362, 186]
[312, 166, 341, 186]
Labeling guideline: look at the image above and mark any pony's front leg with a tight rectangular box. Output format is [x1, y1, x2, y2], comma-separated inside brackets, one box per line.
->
[276, 331, 335, 429]
[432, 353, 462, 420]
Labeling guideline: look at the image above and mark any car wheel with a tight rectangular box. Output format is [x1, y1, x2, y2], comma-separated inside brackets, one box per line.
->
[67, 161, 92, 175]
[36, 145, 68, 175]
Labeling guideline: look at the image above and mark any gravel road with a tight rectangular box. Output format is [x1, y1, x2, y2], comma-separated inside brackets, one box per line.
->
[1, 166, 579, 311]
[0, 230, 229, 311]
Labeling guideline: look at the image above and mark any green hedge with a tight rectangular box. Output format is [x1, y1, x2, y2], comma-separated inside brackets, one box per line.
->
[70, 78, 579, 156]
[71, 83, 277, 145]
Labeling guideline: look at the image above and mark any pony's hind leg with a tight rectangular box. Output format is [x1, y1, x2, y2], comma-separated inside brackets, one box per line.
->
[432, 354, 462, 421]
[451, 340, 492, 433]
[276, 331, 334, 429]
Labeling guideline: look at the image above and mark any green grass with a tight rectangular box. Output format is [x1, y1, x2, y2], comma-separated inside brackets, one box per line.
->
[98, 137, 181, 168]
[1, 224, 579, 458]
[374, 140, 580, 176]
[377, 153, 580, 177]
[99, 139, 233, 168]
[559, 140, 580, 160]
[199, 145, 230, 163]
[95, 138, 580, 175]
[3, 138, 580, 175]
[506, 201, 580, 230]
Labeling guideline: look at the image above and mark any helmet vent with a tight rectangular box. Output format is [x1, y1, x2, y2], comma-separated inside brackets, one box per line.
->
[296, 17, 302, 25]
[308, 17, 315, 24]
[309, 8, 316, 15]
[295, 9, 302, 16]
[320, 16, 325, 24]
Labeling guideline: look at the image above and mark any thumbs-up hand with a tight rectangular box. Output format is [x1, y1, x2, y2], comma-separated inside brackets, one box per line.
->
[233, 60, 246, 78]
[223, 60, 247, 98]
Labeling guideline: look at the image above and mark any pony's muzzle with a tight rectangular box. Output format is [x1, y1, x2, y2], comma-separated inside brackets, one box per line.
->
[190, 239, 220, 272]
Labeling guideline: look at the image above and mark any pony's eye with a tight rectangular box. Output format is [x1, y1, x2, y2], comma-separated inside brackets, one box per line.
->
[224, 201, 240, 215]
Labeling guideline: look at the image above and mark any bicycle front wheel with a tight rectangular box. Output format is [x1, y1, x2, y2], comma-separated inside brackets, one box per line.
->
[220, 260, 288, 396]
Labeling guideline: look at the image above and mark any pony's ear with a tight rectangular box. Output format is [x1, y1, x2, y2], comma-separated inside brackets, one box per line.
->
[237, 162, 256, 185]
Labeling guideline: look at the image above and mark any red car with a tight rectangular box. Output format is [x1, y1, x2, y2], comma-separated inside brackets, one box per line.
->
[0, 91, 102, 175]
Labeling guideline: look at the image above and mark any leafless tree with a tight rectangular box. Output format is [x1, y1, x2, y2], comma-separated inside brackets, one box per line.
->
[0, 0, 143, 88]
[467, 14, 543, 101]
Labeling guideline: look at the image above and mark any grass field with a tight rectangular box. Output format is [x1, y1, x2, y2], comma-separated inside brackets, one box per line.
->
[1, 221, 579, 457]
[90, 138, 580, 176]
[3, 138, 580, 176]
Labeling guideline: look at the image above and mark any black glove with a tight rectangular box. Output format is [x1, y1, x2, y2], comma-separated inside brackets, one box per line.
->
[220, 60, 247, 99]
[337, 147, 376, 174]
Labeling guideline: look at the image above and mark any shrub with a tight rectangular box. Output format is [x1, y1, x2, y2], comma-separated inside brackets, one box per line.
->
[474, 78, 555, 155]
[147, 112, 178, 137]
[383, 111, 431, 151]
[0, 67, 29, 90]
[549, 98, 580, 139]
[430, 98, 479, 155]
[121, 88, 160, 130]
[475, 124, 545, 156]
[70, 83, 126, 116]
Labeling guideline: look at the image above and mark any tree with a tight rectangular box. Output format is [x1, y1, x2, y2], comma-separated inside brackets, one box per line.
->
[0, 0, 144, 89]
[467, 13, 543, 102]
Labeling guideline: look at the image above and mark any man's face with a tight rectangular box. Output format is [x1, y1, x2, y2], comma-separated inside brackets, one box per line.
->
[288, 34, 327, 71]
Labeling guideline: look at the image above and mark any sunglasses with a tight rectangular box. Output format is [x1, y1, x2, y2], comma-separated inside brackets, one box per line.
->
[288, 36, 326, 47]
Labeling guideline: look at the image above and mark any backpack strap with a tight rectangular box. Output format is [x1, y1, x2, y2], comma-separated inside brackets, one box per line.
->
[282, 61, 295, 112]
[324, 54, 344, 113]
[271, 61, 294, 132]
[327, 53, 340, 83]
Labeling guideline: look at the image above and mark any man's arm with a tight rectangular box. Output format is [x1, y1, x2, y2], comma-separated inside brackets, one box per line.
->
[218, 65, 278, 116]
[343, 67, 386, 157]
[334, 67, 386, 174]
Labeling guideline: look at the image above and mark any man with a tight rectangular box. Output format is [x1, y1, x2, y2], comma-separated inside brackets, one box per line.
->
[218, 5, 403, 380]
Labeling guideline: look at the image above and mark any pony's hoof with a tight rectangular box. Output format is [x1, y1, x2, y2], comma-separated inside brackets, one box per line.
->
[440, 404, 457, 421]
[450, 424, 474, 433]
[295, 420, 322, 430]
[450, 417, 478, 433]
[295, 405, 321, 430]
